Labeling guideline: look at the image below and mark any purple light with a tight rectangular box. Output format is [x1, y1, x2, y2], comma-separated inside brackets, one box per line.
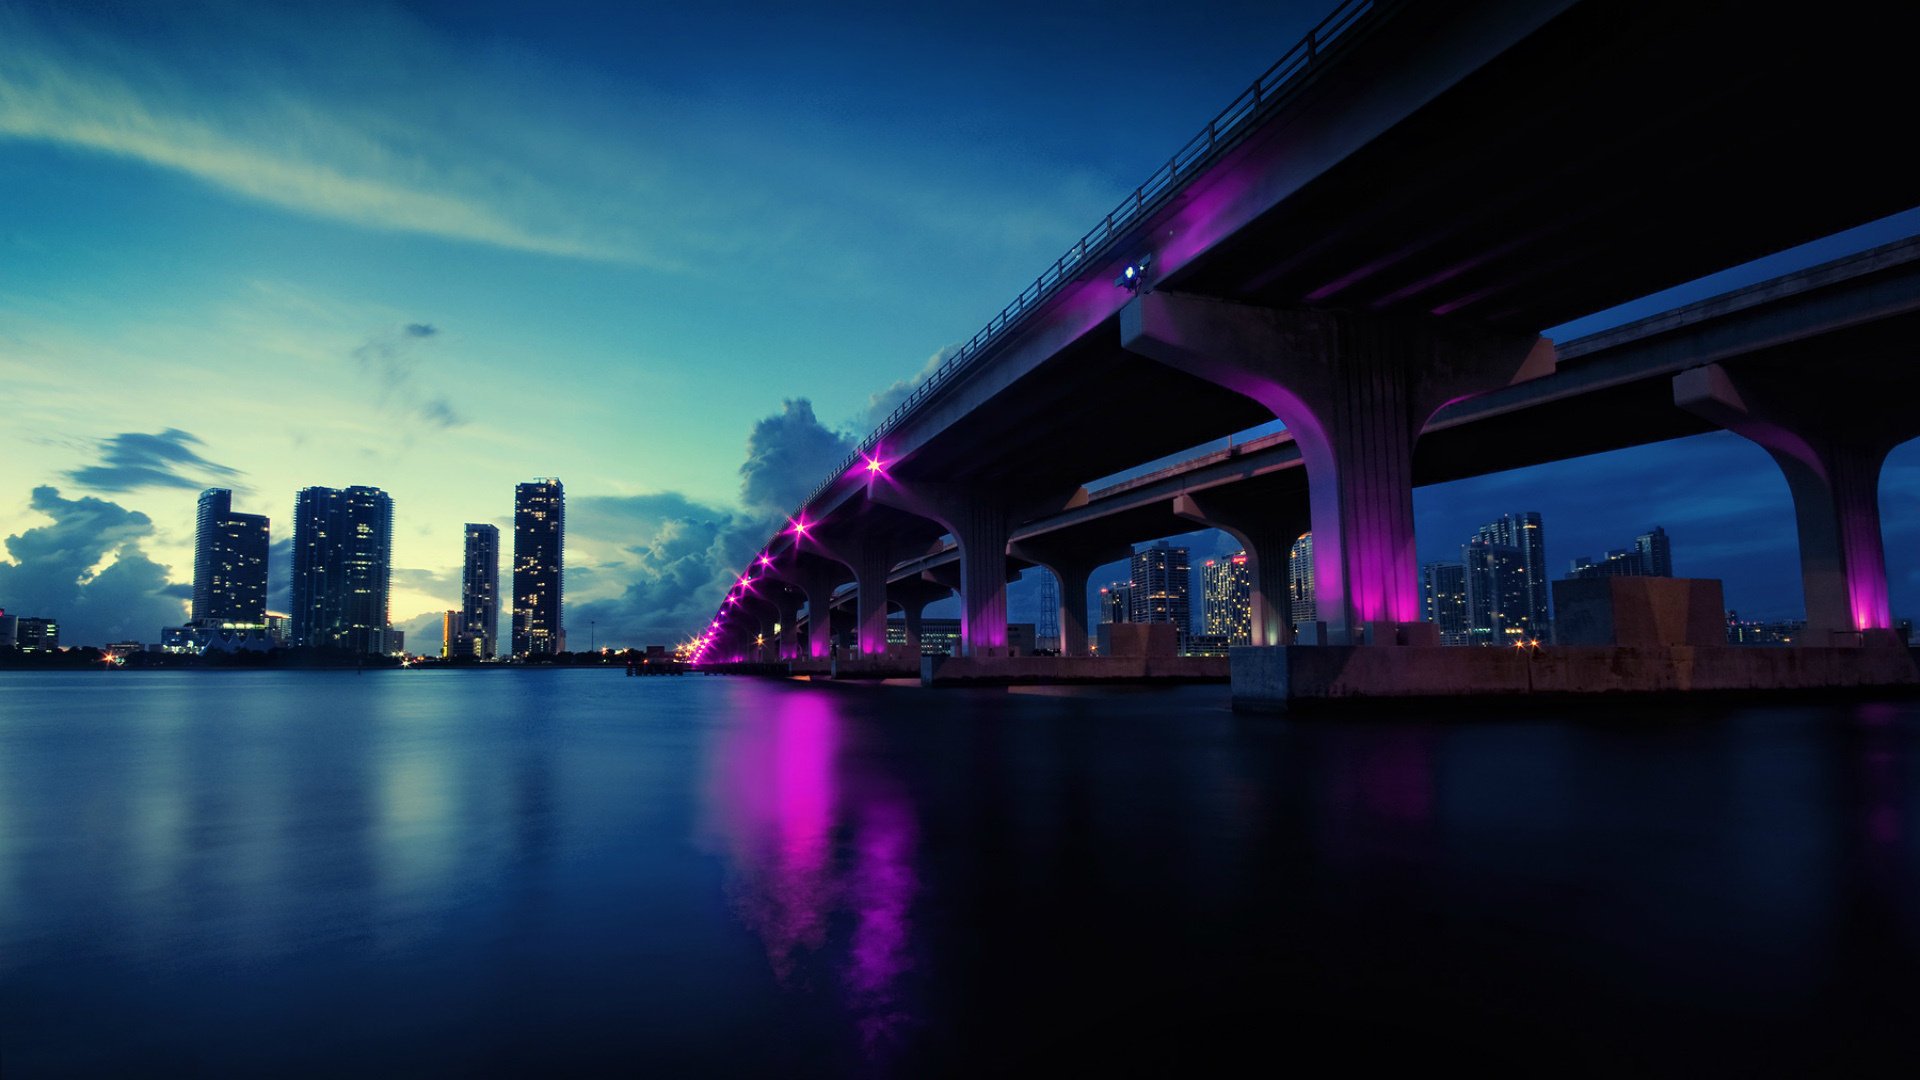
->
[788, 515, 811, 537]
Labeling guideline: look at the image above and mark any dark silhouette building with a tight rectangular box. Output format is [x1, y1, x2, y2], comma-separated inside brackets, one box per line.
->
[192, 488, 270, 625]
[290, 486, 393, 654]
[1421, 561, 1471, 646]
[512, 479, 565, 656]
[1570, 526, 1674, 580]
[461, 523, 500, 659]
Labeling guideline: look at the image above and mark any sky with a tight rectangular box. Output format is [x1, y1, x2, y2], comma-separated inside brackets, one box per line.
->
[2, 0, 1916, 650]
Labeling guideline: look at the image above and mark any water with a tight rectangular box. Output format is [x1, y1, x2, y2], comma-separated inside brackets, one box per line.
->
[2, 670, 1917, 1076]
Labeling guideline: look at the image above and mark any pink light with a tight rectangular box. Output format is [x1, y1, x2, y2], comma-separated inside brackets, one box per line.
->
[788, 515, 811, 537]
[759, 554, 774, 567]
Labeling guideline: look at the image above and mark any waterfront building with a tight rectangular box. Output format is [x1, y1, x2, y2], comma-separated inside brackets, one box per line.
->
[192, 488, 270, 626]
[16, 616, 58, 653]
[1571, 525, 1674, 580]
[1100, 582, 1130, 624]
[512, 479, 565, 657]
[1421, 561, 1471, 646]
[0, 609, 14, 649]
[1203, 551, 1253, 645]
[462, 523, 500, 659]
[1128, 542, 1191, 637]
[290, 486, 393, 654]
[265, 612, 291, 648]
[441, 610, 462, 659]
[1469, 513, 1549, 640]
[888, 619, 1035, 657]
[1289, 533, 1316, 628]
[1463, 538, 1530, 646]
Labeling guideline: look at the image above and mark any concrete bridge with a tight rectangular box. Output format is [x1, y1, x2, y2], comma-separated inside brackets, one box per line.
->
[691, 0, 1919, 682]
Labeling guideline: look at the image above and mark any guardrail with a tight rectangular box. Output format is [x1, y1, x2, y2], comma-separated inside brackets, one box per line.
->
[797, 0, 1377, 511]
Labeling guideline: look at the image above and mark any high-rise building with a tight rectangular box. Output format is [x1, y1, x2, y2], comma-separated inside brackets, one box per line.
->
[1469, 513, 1549, 640]
[17, 616, 58, 653]
[462, 523, 500, 659]
[192, 488, 270, 625]
[441, 610, 462, 659]
[0, 608, 15, 649]
[1570, 525, 1675, 581]
[512, 479, 565, 657]
[1128, 541, 1191, 635]
[1420, 561, 1471, 646]
[1203, 551, 1252, 645]
[290, 486, 393, 654]
[1463, 538, 1530, 646]
[1100, 583, 1130, 624]
[1289, 532, 1316, 628]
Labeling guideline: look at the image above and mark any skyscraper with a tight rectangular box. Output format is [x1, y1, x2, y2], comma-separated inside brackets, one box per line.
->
[1420, 561, 1470, 646]
[1469, 513, 1549, 640]
[462, 523, 500, 659]
[1636, 526, 1673, 577]
[1100, 583, 1130, 624]
[1463, 537, 1529, 646]
[1289, 532, 1316, 628]
[290, 486, 393, 654]
[1570, 525, 1675, 581]
[192, 488, 270, 625]
[512, 478, 565, 657]
[1128, 541, 1191, 634]
[1203, 551, 1252, 645]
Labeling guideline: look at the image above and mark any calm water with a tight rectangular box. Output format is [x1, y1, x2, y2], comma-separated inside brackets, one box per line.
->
[2, 670, 1917, 1076]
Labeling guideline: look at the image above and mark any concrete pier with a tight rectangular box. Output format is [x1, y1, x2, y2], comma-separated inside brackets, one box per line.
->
[921, 654, 1228, 687]
[1230, 644, 1920, 712]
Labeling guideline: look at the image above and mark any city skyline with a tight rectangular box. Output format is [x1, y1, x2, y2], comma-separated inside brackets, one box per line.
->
[2, 2, 1918, 651]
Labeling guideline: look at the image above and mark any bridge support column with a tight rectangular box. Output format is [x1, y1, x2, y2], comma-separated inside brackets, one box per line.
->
[774, 589, 801, 660]
[1676, 364, 1915, 641]
[786, 554, 850, 660]
[1174, 492, 1311, 646]
[1123, 292, 1548, 643]
[889, 576, 952, 654]
[1010, 541, 1132, 657]
[813, 535, 896, 656]
[872, 485, 1012, 657]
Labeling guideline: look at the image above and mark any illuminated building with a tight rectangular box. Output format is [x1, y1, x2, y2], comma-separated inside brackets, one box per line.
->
[441, 611, 461, 659]
[16, 616, 57, 653]
[1289, 532, 1315, 627]
[1128, 542, 1191, 640]
[512, 478, 565, 657]
[1100, 582, 1130, 624]
[1202, 551, 1252, 645]
[888, 619, 1035, 657]
[462, 523, 500, 658]
[291, 485, 393, 654]
[1469, 513, 1549, 641]
[1463, 538, 1529, 646]
[192, 488, 270, 626]
[1570, 526, 1673, 580]
[1420, 561, 1470, 645]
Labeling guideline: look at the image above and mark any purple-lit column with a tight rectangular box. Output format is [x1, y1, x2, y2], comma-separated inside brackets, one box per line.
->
[1173, 492, 1311, 646]
[872, 485, 1010, 658]
[1009, 541, 1131, 657]
[1123, 292, 1548, 644]
[813, 535, 896, 657]
[1676, 364, 1914, 640]
[789, 555, 849, 660]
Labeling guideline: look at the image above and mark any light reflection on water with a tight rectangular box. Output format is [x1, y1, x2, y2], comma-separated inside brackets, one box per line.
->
[0, 671, 1916, 1074]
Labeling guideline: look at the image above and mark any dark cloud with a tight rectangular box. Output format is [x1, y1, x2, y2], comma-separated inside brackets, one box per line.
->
[739, 398, 855, 517]
[861, 344, 959, 432]
[353, 322, 465, 429]
[568, 491, 755, 647]
[0, 486, 186, 644]
[63, 428, 241, 493]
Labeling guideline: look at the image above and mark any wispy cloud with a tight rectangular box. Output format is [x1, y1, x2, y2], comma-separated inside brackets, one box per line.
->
[64, 428, 241, 493]
[353, 322, 463, 429]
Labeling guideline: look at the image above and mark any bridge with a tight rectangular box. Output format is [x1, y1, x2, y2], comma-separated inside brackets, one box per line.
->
[690, 0, 1919, 691]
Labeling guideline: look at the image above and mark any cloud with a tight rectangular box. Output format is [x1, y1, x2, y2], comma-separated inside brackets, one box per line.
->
[739, 399, 856, 518]
[0, 486, 186, 644]
[861, 344, 960, 433]
[63, 428, 241, 493]
[352, 323, 464, 429]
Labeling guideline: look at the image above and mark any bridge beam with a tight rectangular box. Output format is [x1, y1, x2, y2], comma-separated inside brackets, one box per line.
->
[1008, 540, 1133, 657]
[1173, 491, 1311, 646]
[810, 531, 898, 656]
[1676, 364, 1916, 640]
[871, 485, 1012, 657]
[1123, 292, 1548, 643]
[773, 552, 852, 660]
[887, 575, 953, 654]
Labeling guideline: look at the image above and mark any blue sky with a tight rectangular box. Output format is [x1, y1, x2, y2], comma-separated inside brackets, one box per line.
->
[2, 0, 1915, 648]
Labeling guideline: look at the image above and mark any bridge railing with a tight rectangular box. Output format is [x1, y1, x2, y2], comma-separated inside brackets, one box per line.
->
[797, 0, 1377, 512]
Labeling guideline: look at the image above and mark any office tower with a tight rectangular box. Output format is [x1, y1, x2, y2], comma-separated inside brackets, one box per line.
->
[16, 616, 58, 653]
[1289, 532, 1316, 627]
[462, 523, 500, 659]
[1636, 526, 1673, 577]
[1203, 551, 1253, 645]
[1470, 513, 1549, 640]
[441, 611, 461, 659]
[192, 488, 270, 625]
[1463, 537, 1530, 646]
[1421, 561, 1471, 646]
[1100, 583, 1130, 624]
[512, 478, 565, 656]
[1128, 541, 1191, 634]
[290, 486, 393, 654]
